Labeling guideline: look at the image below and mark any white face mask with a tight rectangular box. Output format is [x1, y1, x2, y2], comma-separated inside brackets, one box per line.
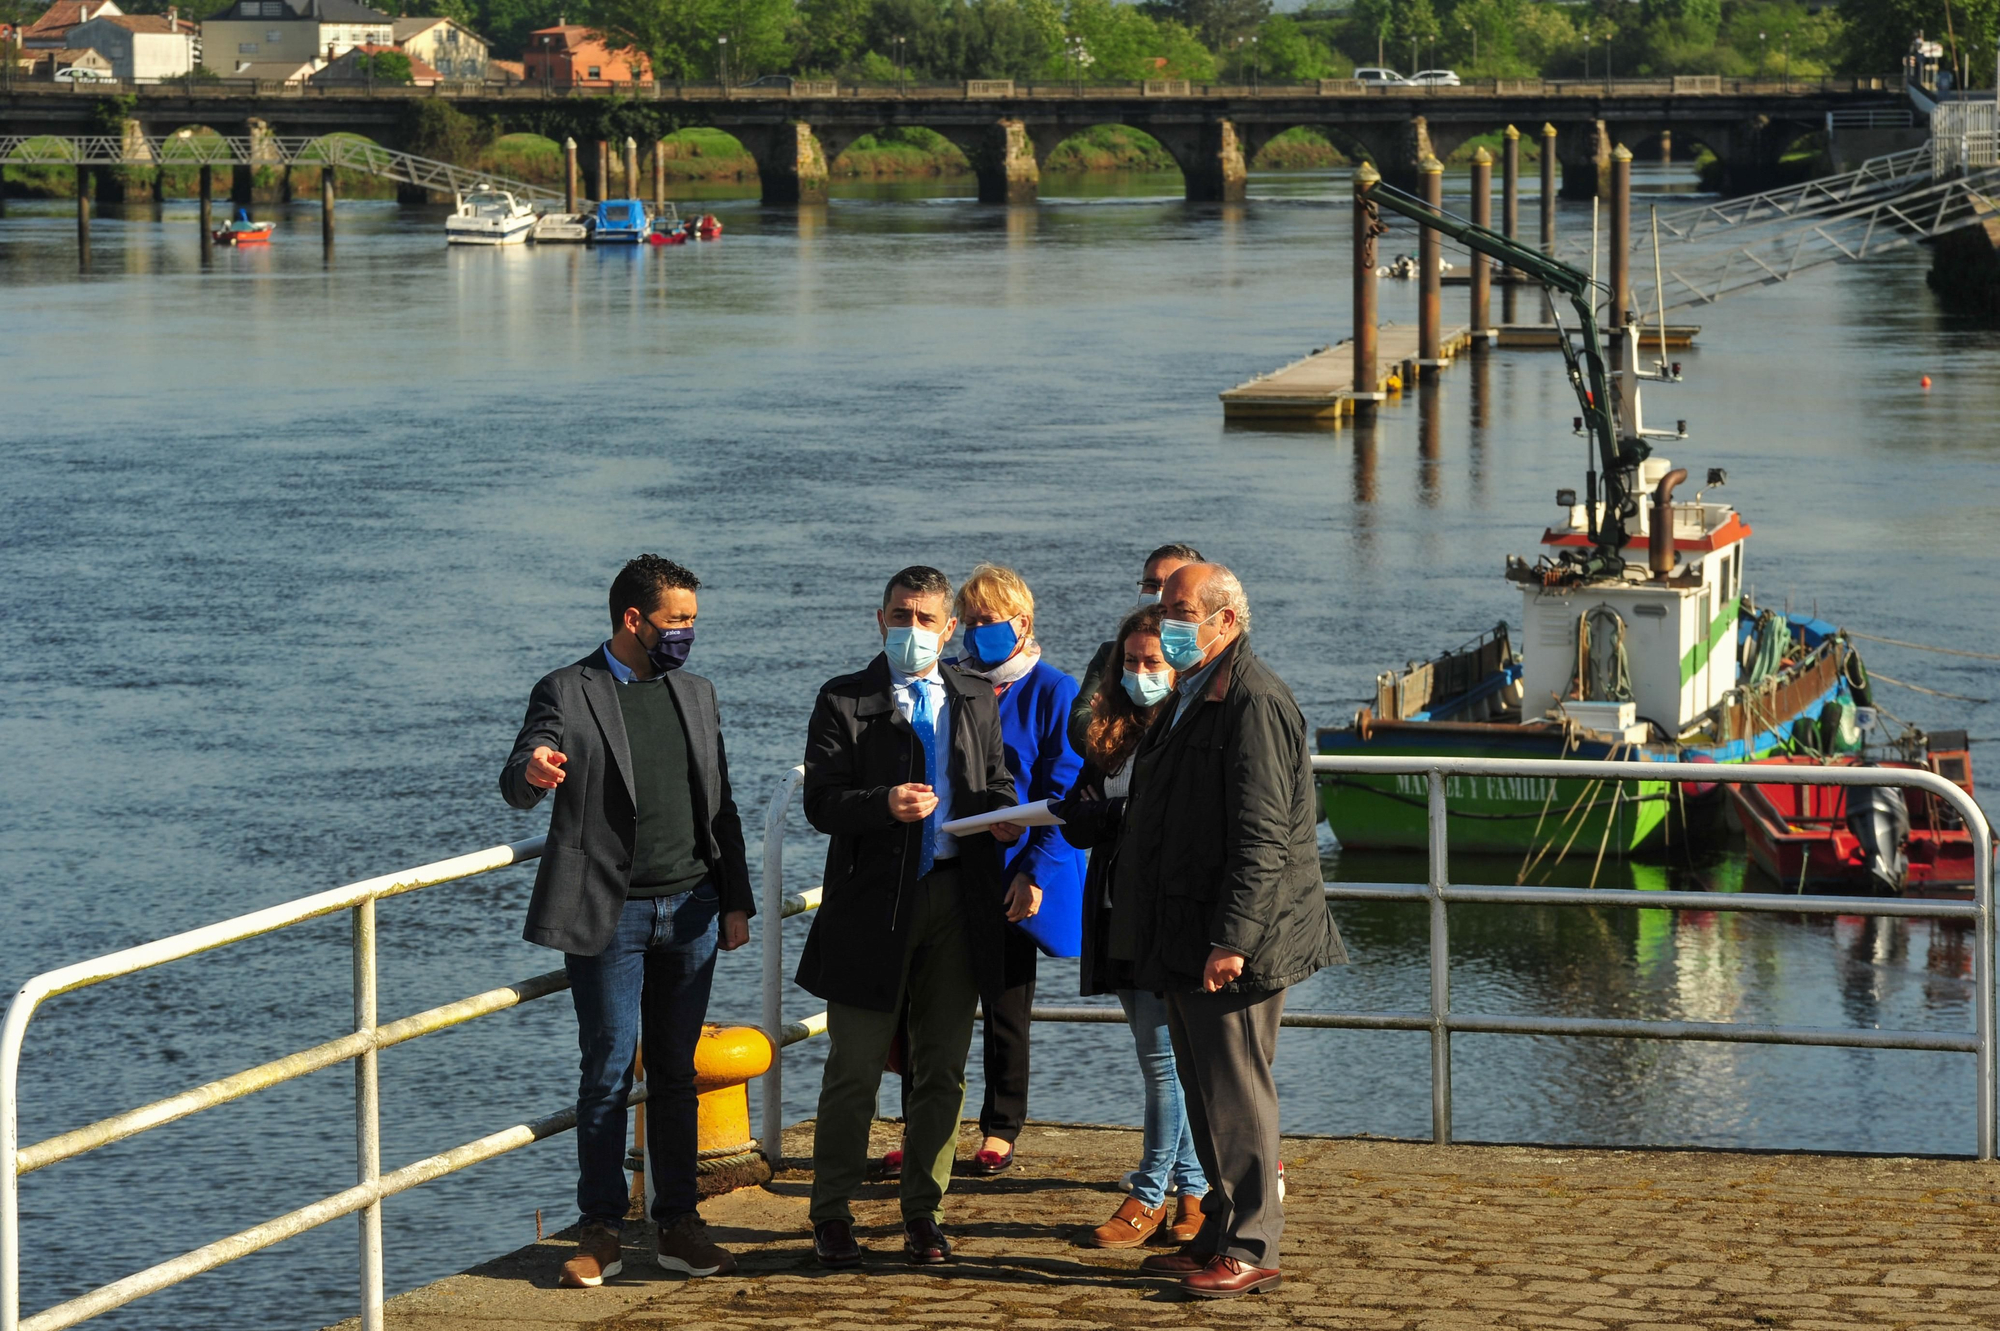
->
[884, 625, 941, 675]
[1135, 591, 1162, 607]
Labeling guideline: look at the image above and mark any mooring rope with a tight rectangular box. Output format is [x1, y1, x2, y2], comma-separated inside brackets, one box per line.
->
[1866, 670, 1991, 705]
[1844, 630, 2000, 662]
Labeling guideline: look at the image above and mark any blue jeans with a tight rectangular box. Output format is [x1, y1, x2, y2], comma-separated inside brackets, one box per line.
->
[1118, 988, 1209, 1208]
[566, 884, 719, 1230]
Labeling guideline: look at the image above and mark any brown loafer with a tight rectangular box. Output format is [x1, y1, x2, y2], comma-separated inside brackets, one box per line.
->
[1090, 1196, 1166, 1249]
[1165, 1192, 1206, 1244]
[903, 1216, 952, 1265]
[1138, 1247, 1210, 1277]
[1183, 1254, 1282, 1299]
[558, 1222, 624, 1288]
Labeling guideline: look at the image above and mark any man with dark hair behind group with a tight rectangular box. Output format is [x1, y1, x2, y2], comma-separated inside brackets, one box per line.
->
[795, 565, 1022, 1268]
[1068, 543, 1205, 757]
[501, 554, 755, 1289]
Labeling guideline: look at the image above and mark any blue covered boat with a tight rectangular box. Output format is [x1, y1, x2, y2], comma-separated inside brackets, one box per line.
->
[591, 198, 652, 244]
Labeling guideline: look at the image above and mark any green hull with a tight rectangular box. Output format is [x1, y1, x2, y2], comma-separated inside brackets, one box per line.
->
[1318, 731, 1671, 857]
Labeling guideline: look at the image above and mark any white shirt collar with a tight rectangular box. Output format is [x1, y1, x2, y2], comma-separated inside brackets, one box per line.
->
[888, 663, 943, 691]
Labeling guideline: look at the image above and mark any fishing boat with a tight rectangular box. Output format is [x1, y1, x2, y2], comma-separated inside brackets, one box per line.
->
[591, 198, 651, 244]
[212, 209, 274, 246]
[647, 204, 686, 245]
[1317, 173, 1875, 861]
[1728, 737, 1982, 896]
[695, 212, 723, 240]
[530, 212, 590, 243]
[446, 188, 535, 246]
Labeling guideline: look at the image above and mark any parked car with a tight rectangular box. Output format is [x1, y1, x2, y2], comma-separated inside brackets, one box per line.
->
[1407, 69, 1462, 87]
[737, 74, 795, 89]
[54, 66, 116, 83]
[1352, 67, 1408, 85]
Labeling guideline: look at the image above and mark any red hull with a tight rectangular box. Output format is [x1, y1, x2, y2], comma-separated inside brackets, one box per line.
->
[1727, 754, 1981, 897]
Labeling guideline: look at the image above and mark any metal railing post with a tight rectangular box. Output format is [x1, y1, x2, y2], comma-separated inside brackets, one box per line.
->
[760, 766, 804, 1168]
[1, 998, 27, 1331]
[1978, 806, 1996, 1161]
[1427, 768, 1452, 1145]
[352, 899, 383, 1331]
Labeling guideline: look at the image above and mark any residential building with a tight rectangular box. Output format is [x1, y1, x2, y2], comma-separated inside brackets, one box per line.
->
[390, 15, 485, 81]
[29, 45, 114, 76]
[227, 56, 315, 81]
[522, 22, 649, 88]
[21, 0, 121, 49]
[68, 11, 198, 81]
[198, 0, 390, 76]
[310, 41, 437, 86]
[488, 57, 524, 83]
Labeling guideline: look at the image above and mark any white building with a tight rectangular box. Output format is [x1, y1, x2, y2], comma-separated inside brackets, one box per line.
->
[390, 15, 488, 82]
[68, 11, 198, 81]
[198, 0, 390, 76]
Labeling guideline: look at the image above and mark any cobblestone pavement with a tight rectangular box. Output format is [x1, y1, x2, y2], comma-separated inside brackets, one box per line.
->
[337, 1120, 2000, 1331]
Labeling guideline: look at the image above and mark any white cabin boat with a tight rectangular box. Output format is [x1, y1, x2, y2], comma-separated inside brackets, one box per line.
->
[531, 212, 590, 244]
[445, 189, 536, 246]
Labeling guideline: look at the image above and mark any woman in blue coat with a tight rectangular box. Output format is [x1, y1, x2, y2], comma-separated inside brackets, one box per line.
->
[952, 562, 1086, 1173]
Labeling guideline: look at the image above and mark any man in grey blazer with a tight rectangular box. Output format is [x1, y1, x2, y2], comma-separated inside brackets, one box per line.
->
[501, 555, 755, 1289]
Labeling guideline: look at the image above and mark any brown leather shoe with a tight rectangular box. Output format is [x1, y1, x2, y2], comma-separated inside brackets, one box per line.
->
[813, 1218, 862, 1268]
[1138, 1247, 1210, 1276]
[558, 1223, 623, 1288]
[1165, 1192, 1205, 1244]
[903, 1215, 952, 1265]
[1183, 1254, 1282, 1299]
[1091, 1196, 1166, 1249]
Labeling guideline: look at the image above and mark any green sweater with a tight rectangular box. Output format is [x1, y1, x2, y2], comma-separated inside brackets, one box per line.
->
[615, 680, 709, 899]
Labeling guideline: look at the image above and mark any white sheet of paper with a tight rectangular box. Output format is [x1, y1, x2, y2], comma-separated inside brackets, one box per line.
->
[939, 798, 1063, 836]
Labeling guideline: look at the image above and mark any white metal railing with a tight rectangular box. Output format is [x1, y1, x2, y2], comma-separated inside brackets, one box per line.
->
[757, 756, 1995, 1165]
[1934, 101, 2000, 175]
[0, 836, 592, 1331]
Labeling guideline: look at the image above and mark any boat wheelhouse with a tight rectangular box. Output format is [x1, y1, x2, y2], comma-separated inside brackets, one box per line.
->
[591, 198, 651, 244]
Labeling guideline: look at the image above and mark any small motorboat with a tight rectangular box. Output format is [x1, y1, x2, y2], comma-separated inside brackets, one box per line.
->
[694, 212, 723, 240]
[445, 188, 535, 246]
[591, 198, 651, 244]
[212, 209, 274, 246]
[531, 212, 590, 244]
[646, 204, 685, 245]
[1727, 736, 1983, 896]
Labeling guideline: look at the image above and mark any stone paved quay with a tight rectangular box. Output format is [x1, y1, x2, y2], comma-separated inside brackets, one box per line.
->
[330, 1121, 2000, 1331]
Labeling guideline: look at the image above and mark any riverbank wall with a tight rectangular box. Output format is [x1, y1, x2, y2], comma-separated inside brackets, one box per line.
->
[324, 1118, 2000, 1331]
[1929, 215, 2000, 318]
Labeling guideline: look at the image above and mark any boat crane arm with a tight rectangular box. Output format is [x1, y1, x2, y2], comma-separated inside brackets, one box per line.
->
[1356, 173, 1649, 575]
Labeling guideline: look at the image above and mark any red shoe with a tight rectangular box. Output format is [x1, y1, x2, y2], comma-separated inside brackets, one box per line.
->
[969, 1144, 1014, 1175]
[877, 1148, 903, 1179]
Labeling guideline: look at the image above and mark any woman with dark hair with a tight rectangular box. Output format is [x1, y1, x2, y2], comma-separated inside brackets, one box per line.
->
[1060, 604, 1210, 1249]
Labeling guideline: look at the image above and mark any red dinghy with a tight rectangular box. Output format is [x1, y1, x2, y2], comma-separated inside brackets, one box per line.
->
[1727, 741, 1982, 897]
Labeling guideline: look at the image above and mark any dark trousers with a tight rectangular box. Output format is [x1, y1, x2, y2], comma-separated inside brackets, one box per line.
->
[565, 883, 719, 1230]
[978, 927, 1037, 1143]
[1166, 985, 1287, 1269]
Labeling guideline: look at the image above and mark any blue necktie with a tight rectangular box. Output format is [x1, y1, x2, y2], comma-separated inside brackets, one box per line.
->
[911, 681, 938, 878]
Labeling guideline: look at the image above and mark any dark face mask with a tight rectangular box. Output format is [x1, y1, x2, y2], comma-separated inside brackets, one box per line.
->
[645, 625, 695, 673]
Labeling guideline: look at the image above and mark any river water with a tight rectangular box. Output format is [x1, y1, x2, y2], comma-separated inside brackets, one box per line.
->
[3, 164, 1998, 1329]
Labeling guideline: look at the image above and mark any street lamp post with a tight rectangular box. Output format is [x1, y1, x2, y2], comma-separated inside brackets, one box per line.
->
[1758, 31, 1766, 79]
[717, 34, 727, 93]
[1463, 21, 1476, 69]
[1250, 34, 1259, 92]
[1583, 32, 1590, 81]
[893, 34, 905, 93]
[1783, 30, 1791, 90]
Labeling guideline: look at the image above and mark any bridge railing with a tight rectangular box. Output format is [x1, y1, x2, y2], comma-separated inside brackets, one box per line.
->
[2, 75, 1902, 103]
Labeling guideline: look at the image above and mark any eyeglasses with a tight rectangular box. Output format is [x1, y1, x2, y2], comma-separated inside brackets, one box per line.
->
[1136, 579, 1165, 594]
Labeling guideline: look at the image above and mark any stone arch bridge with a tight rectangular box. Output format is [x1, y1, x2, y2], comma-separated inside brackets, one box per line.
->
[0, 85, 1899, 204]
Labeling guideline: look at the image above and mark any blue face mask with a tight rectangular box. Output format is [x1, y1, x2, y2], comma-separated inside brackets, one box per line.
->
[645, 625, 695, 673]
[1135, 591, 1162, 608]
[1122, 669, 1174, 708]
[1159, 609, 1218, 672]
[963, 620, 1019, 670]
[884, 625, 941, 676]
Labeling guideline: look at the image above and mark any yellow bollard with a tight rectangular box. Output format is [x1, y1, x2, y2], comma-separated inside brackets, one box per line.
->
[694, 1024, 774, 1164]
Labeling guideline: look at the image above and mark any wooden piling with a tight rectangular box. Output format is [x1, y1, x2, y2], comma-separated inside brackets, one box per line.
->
[1661, 129, 1673, 166]
[321, 166, 335, 252]
[624, 136, 639, 198]
[1353, 161, 1380, 417]
[1419, 155, 1442, 369]
[594, 139, 609, 203]
[75, 165, 89, 268]
[1470, 147, 1492, 338]
[1611, 144, 1632, 325]
[1541, 123, 1557, 254]
[653, 139, 666, 209]
[1502, 124, 1520, 275]
[564, 137, 578, 213]
[199, 164, 213, 257]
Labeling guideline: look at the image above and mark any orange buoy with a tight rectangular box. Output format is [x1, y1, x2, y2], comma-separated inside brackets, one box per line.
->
[1921, 375, 1932, 389]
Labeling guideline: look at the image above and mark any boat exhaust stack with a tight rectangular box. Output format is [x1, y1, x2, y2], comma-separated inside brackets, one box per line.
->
[1649, 467, 1688, 577]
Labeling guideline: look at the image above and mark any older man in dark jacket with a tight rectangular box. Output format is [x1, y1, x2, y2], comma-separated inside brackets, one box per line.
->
[1111, 562, 1344, 1301]
[796, 565, 1020, 1270]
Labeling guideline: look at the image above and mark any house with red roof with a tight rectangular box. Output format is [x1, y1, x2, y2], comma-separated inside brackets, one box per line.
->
[21, 0, 121, 49]
[522, 21, 649, 88]
[68, 9, 198, 80]
[309, 41, 438, 85]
